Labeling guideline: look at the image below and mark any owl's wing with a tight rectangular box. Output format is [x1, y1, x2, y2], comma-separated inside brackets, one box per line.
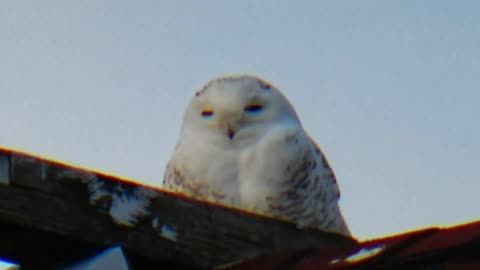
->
[265, 130, 350, 235]
[163, 153, 229, 203]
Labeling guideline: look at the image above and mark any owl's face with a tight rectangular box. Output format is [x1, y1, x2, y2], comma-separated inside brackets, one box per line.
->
[181, 75, 300, 146]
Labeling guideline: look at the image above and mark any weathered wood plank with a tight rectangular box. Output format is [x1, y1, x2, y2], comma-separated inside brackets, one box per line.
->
[0, 148, 356, 269]
[0, 152, 9, 184]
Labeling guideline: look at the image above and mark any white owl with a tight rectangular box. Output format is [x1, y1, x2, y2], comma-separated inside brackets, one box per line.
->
[163, 75, 350, 236]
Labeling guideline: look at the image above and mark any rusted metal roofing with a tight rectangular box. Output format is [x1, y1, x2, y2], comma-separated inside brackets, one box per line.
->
[224, 221, 480, 270]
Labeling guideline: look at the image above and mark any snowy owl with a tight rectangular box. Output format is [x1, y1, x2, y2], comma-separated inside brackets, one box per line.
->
[163, 75, 350, 235]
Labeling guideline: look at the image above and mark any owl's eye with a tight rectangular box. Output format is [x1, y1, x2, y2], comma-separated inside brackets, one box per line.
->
[244, 105, 263, 113]
[201, 110, 214, 117]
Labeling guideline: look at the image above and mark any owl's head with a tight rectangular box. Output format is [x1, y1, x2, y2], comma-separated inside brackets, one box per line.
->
[181, 75, 301, 145]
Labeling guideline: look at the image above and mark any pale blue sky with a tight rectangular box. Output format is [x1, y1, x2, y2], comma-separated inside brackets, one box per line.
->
[1, 1, 479, 249]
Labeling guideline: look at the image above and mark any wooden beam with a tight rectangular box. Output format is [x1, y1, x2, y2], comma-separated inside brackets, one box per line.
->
[0, 148, 356, 269]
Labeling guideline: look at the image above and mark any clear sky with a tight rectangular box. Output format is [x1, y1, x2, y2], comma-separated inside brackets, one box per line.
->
[1, 1, 479, 249]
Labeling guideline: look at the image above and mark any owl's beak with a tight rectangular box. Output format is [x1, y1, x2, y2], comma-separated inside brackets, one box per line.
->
[227, 126, 236, 140]
[219, 110, 241, 140]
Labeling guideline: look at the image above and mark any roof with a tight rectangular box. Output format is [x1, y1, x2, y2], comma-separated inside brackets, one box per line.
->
[224, 221, 480, 270]
[1, 147, 478, 269]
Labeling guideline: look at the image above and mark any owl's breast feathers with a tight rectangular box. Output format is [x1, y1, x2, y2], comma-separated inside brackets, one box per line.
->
[164, 129, 350, 236]
[163, 162, 229, 203]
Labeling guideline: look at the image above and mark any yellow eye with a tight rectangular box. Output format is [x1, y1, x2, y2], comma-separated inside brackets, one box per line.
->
[201, 110, 214, 117]
[244, 104, 263, 113]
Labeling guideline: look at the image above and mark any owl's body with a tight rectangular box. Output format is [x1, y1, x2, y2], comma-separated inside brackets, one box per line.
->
[164, 75, 350, 235]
